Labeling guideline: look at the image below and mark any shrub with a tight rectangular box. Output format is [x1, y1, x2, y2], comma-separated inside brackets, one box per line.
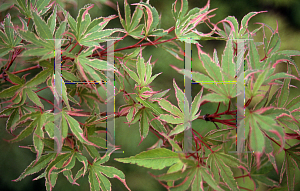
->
[0, 0, 300, 190]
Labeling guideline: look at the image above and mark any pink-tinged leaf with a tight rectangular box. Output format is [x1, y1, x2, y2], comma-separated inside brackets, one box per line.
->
[277, 65, 291, 107]
[88, 168, 101, 191]
[286, 95, 300, 111]
[140, 109, 150, 140]
[196, 44, 224, 82]
[285, 154, 297, 191]
[168, 124, 185, 137]
[190, 87, 203, 118]
[124, 0, 131, 28]
[240, 11, 267, 34]
[159, 114, 183, 124]
[182, 9, 216, 34]
[117, 2, 126, 30]
[129, 3, 143, 31]
[278, 50, 300, 56]
[8, 120, 36, 143]
[63, 111, 98, 147]
[132, 2, 153, 34]
[46, 153, 73, 190]
[265, 136, 278, 174]
[249, 120, 264, 168]
[13, 153, 55, 182]
[266, 22, 280, 56]
[75, 153, 88, 175]
[157, 98, 183, 117]
[207, 152, 239, 191]
[173, 79, 189, 114]
[277, 116, 300, 134]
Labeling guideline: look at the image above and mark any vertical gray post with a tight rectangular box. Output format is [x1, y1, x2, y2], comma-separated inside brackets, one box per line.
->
[106, 40, 115, 153]
[236, 39, 246, 154]
[46, 39, 66, 154]
[54, 39, 63, 153]
[184, 39, 193, 153]
[229, 38, 253, 154]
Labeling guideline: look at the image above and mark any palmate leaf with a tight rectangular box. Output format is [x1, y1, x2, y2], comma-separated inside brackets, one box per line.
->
[280, 150, 300, 191]
[156, 79, 204, 136]
[131, 2, 167, 38]
[117, 0, 144, 38]
[153, 165, 222, 191]
[250, 158, 280, 189]
[62, 110, 99, 147]
[121, 49, 161, 87]
[246, 107, 285, 167]
[207, 152, 247, 191]
[64, 4, 119, 46]
[0, 14, 22, 52]
[13, 153, 56, 182]
[171, 42, 237, 100]
[88, 150, 131, 191]
[76, 47, 117, 82]
[7, 111, 48, 143]
[174, 0, 215, 43]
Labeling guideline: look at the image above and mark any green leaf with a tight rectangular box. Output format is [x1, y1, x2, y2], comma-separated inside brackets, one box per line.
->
[4, 14, 15, 46]
[140, 109, 149, 139]
[47, 5, 57, 35]
[5, 71, 24, 85]
[199, 167, 223, 191]
[201, 93, 228, 103]
[221, 35, 235, 80]
[158, 98, 183, 117]
[159, 114, 183, 124]
[9, 120, 36, 143]
[55, 20, 67, 39]
[84, 144, 100, 159]
[266, 27, 280, 56]
[63, 111, 98, 147]
[173, 79, 189, 115]
[129, 3, 144, 31]
[252, 70, 268, 97]
[0, 84, 22, 98]
[286, 95, 300, 111]
[35, 0, 51, 13]
[248, 37, 260, 70]
[122, 62, 140, 83]
[25, 89, 44, 109]
[240, 12, 266, 35]
[88, 168, 100, 191]
[13, 153, 55, 182]
[32, 11, 53, 41]
[115, 148, 180, 170]
[277, 65, 291, 107]
[25, 68, 52, 87]
[46, 153, 73, 188]
[207, 152, 239, 191]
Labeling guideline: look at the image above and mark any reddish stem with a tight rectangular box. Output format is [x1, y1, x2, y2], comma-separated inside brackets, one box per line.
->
[69, 42, 79, 53]
[0, 65, 41, 79]
[97, 37, 177, 56]
[35, 86, 49, 93]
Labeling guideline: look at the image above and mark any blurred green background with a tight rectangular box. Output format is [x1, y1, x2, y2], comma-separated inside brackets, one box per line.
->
[0, 0, 300, 190]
